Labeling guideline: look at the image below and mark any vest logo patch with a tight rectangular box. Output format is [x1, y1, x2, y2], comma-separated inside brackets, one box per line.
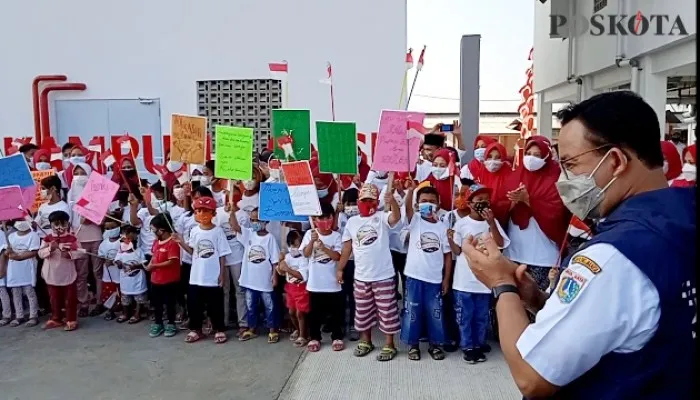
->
[572, 255, 601, 274]
[557, 269, 587, 304]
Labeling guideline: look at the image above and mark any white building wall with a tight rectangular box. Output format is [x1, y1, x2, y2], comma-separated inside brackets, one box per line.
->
[0, 0, 406, 141]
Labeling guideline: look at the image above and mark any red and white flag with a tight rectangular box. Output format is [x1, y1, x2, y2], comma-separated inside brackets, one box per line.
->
[405, 48, 414, 71]
[117, 135, 132, 151]
[416, 46, 426, 71]
[269, 61, 288, 78]
[100, 149, 116, 168]
[50, 147, 62, 161]
[88, 138, 102, 153]
[407, 120, 425, 139]
[319, 62, 333, 85]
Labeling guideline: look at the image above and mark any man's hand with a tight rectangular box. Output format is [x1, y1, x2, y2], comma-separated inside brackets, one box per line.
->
[462, 233, 517, 289]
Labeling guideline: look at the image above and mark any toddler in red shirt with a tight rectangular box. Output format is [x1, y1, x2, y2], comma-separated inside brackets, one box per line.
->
[146, 213, 181, 338]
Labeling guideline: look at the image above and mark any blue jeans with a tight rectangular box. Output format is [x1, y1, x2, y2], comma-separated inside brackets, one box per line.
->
[245, 289, 278, 329]
[453, 290, 490, 350]
[400, 277, 445, 346]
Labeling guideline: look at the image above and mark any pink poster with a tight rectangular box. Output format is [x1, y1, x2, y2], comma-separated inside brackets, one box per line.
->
[0, 186, 27, 221]
[372, 110, 425, 172]
[72, 172, 120, 225]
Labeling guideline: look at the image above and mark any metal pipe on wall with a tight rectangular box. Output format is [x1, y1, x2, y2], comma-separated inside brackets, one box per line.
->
[32, 75, 67, 146]
[39, 83, 87, 144]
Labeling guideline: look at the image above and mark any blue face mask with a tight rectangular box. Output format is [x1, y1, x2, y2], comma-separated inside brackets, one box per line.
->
[251, 221, 265, 232]
[418, 203, 439, 219]
[317, 188, 329, 198]
[474, 148, 486, 162]
[357, 156, 362, 165]
[70, 156, 86, 164]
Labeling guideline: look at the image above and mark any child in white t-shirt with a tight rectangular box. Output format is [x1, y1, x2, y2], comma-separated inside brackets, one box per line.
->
[337, 182, 402, 362]
[174, 196, 231, 344]
[229, 206, 280, 343]
[276, 230, 309, 347]
[400, 184, 452, 361]
[98, 218, 123, 321]
[3, 220, 41, 327]
[35, 175, 72, 238]
[336, 188, 360, 341]
[448, 183, 510, 364]
[114, 226, 148, 324]
[302, 202, 344, 352]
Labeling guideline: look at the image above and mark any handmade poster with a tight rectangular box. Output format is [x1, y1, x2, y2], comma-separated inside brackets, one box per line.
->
[372, 110, 425, 172]
[30, 169, 56, 213]
[72, 172, 120, 225]
[316, 121, 358, 175]
[214, 125, 254, 180]
[258, 182, 307, 222]
[272, 109, 311, 162]
[170, 114, 207, 164]
[279, 161, 321, 216]
[0, 154, 38, 210]
[0, 186, 26, 221]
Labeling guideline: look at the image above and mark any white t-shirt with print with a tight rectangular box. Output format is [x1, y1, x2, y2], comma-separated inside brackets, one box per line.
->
[301, 230, 342, 292]
[341, 212, 396, 282]
[35, 201, 71, 238]
[4, 231, 41, 287]
[116, 249, 148, 295]
[403, 216, 451, 284]
[283, 253, 309, 284]
[135, 208, 157, 255]
[236, 229, 280, 292]
[214, 207, 246, 266]
[452, 216, 510, 293]
[98, 239, 121, 283]
[176, 213, 198, 264]
[188, 226, 232, 287]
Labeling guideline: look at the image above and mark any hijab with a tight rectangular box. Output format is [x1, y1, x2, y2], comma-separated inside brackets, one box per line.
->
[111, 156, 141, 193]
[660, 140, 682, 181]
[479, 142, 512, 225]
[425, 148, 456, 211]
[467, 135, 497, 182]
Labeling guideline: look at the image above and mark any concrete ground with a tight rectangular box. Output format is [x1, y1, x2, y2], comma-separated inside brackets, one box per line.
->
[0, 318, 520, 400]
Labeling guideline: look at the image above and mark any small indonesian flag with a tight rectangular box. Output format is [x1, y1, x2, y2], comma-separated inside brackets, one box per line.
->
[153, 164, 168, 180]
[50, 147, 62, 161]
[76, 198, 89, 207]
[12, 137, 32, 148]
[269, 61, 288, 73]
[407, 120, 425, 139]
[416, 46, 426, 71]
[319, 62, 332, 85]
[100, 149, 116, 168]
[176, 171, 188, 185]
[88, 138, 102, 153]
[7, 146, 19, 155]
[117, 135, 131, 150]
[405, 48, 414, 71]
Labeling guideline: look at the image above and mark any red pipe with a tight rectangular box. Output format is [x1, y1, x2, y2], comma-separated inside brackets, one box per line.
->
[32, 75, 68, 146]
[40, 83, 87, 145]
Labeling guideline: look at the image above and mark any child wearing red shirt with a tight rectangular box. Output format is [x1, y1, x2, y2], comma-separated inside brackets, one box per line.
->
[146, 213, 181, 338]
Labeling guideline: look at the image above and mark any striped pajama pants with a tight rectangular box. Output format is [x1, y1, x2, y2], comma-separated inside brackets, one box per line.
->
[353, 278, 400, 334]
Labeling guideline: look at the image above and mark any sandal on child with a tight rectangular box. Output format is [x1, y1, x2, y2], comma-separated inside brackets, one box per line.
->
[289, 330, 300, 341]
[408, 346, 421, 361]
[236, 327, 248, 338]
[25, 318, 39, 327]
[64, 321, 78, 331]
[353, 341, 375, 357]
[294, 337, 309, 348]
[128, 315, 142, 324]
[164, 324, 178, 338]
[104, 312, 116, 321]
[267, 332, 280, 344]
[43, 319, 63, 330]
[238, 330, 258, 342]
[0, 318, 10, 327]
[185, 330, 203, 343]
[9, 319, 25, 327]
[331, 339, 345, 351]
[428, 345, 445, 361]
[214, 332, 228, 344]
[376, 345, 398, 362]
[116, 315, 129, 323]
[88, 305, 106, 317]
[307, 340, 321, 352]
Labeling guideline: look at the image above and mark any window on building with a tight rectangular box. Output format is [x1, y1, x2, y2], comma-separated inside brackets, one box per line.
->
[593, 0, 608, 13]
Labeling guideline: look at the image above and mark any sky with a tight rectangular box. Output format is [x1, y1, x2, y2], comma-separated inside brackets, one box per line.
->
[406, 0, 535, 113]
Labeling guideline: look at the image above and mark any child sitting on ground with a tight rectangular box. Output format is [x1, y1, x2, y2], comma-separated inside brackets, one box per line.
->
[276, 230, 309, 347]
[114, 226, 148, 324]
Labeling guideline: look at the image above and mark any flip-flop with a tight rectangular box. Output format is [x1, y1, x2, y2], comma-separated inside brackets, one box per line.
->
[42, 320, 63, 330]
[289, 330, 300, 341]
[64, 321, 78, 331]
[185, 330, 203, 343]
[0, 318, 10, 327]
[128, 316, 142, 324]
[307, 340, 321, 352]
[428, 346, 445, 361]
[331, 340, 345, 351]
[408, 347, 421, 361]
[353, 341, 375, 357]
[267, 332, 280, 344]
[9, 319, 25, 327]
[294, 337, 309, 348]
[116, 315, 129, 323]
[24, 318, 39, 327]
[214, 332, 228, 344]
[238, 330, 258, 341]
[376, 346, 398, 362]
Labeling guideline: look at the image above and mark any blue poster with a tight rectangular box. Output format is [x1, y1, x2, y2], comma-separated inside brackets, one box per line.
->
[0, 154, 34, 188]
[259, 182, 308, 222]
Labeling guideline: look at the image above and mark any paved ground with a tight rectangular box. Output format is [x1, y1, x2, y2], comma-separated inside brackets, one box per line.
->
[0, 318, 520, 400]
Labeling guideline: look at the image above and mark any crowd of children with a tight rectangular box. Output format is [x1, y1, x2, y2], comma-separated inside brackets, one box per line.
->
[0, 137, 564, 364]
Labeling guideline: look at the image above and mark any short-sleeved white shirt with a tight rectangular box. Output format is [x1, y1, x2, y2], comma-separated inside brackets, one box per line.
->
[403, 216, 451, 284]
[136, 208, 156, 256]
[516, 243, 661, 387]
[98, 239, 121, 283]
[214, 207, 246, 266]
[116, 249, 148, 295]
[35, 201, 71, 238]
[5, 231, 41, 287]
[283, 253, 308, 284]
[341, 212, 396, 282]
[301, 230, 343, 292]
[188, 226, 232, 287]
[452, 216, 510, 293]
[176, 213, 198, 264]
[237, 229, 280, 292]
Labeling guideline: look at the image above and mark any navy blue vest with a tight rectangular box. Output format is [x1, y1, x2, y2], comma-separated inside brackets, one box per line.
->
[548, 188, 696, 399]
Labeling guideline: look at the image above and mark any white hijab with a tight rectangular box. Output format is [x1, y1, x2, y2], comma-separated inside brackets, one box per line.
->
[67, 162, 93, 203]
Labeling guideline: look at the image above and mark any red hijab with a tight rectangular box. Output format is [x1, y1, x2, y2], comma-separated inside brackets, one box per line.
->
[480, 142, 512, 225]
[671, 144, 697, 188]
[309, 156, 338, 205]
[424, 148, 456, 211]
[660, 141, 682, 181]
[339, 147, 370, 189]
[505, 136, 570, 246]
[63, 145, 90, 185]
[467, 135, 497, 182]
[683, 143, 697, 162]
[32, 149, 51, 170]
[111, 156, 141, 193]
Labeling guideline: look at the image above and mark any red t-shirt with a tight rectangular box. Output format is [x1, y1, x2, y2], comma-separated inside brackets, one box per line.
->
[150, 238, 181, 285]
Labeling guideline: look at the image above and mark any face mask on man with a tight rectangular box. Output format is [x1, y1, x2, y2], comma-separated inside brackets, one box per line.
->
[120, 241, 134, 252]
[173, 188, 186, 201]
[40, 189, 50, 200]
[36, 162, 51, 171]
[358, 200, 377, 217]
[288, 247, 301, 257]
[555, 150, 619, 220]
[523, 155, 546, 172]
[251, 221, 266, 232]
[315, 218, 333, 231]
[474, 148, 486, 162]
[269, 169, 281, 181]
[681, 163, 696, 181]
[484, 160, 503, 173]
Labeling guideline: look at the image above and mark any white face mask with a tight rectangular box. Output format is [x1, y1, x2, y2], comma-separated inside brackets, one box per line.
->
[70, 156, 86, 164]
[14, 221, 31, 232]
[662, 160, 669, 175]
[474, 148, 486, 162]
[103, 227, 121, 240]
[173, 188, 186, 201]
[72, 175, 89, 187]
[681, 163, 696, 181]
[269, 169, 281, 181]
[345, 205, 359, 217]
[40, 189, 50, 200]
[484, 160, 503, 173]
[200, 176, 213, 186]
[120, 241, 134, 252]
[243, 180, 257, 190]
[523, 155, 546, 172]
[150, 194, 164, 209]
[374, 171, 387, 180]
[317, 188, 329, 198]
[36, 162, 51, 171]
[166, 160, 183, 173]
[288, 247, 301, 257]
[431, 166, 448, 180]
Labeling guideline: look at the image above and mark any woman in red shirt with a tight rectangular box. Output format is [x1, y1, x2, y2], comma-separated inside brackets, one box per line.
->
[146, 213, 181, 338]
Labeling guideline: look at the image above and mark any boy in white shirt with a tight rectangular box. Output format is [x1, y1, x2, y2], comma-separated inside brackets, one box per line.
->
[400, 184, 453, 361]
[276, 230, 309, 347]
[3, 219, 41, 327]
[98, 218, 123, 321]
[35, 175, 72, 237]
[114, 226, 148, 324]
[229, 205, 281, 343]
[337, 182, 402, 361]
[302, 202, 344, 352]
[174, 196, 231, 344]
[448, 183, 510, 364]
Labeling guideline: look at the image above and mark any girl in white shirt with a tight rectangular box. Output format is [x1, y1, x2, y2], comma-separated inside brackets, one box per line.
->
[3, 220, 41, 327]
[114, 226, 148, 324]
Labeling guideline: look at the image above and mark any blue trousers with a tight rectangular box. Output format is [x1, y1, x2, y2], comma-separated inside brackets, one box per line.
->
[245, 289, 278, 329]
[400, 277, 445, 346]
[453, 290, 490, 350]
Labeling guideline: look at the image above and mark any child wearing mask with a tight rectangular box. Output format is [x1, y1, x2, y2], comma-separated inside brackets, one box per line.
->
[277, 230, 309, 347]
[132, 182, 173, 262]
[35, 175, 72, 238]
[38, 210, 85, 331]
[229, 206, 281, 343]
[337, 182, 402, 361]
[202, 161, 227, 208]
[302, 202, 344, 352]
[400, 185, 452, 361]
[146, 213, 181, 338]
[174, 196, 230, 344]
[3, 219, 41, 327]
[448, 183, 510, 364]
[238, 167, 263, 213]
[98, 217, 122, 321]
[114, 226, 148, 324]
[335, 188, 359, 341]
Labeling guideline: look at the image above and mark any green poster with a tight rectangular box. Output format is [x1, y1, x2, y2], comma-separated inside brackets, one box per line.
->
[272, 109, 311, 162]
[316, 121, 358, 175]
[214, 125, 253, 180]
